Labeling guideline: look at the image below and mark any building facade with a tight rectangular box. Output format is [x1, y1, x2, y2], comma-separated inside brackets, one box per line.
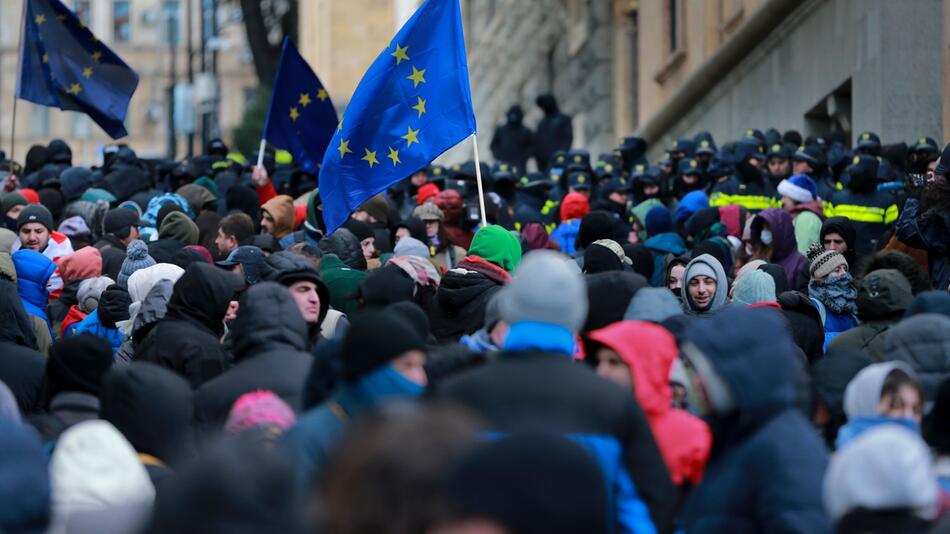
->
[0, 0, 256, 166]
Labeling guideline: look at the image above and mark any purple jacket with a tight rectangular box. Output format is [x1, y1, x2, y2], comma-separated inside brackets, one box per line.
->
[752, 208, 808, 290]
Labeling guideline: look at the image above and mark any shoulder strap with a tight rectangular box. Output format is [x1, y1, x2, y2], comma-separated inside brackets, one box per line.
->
[810, 297, 827, 326]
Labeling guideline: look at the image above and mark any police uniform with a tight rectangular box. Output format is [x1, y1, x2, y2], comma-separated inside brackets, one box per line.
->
[708, 140, 777, 212]
[827, 155, 899, 256]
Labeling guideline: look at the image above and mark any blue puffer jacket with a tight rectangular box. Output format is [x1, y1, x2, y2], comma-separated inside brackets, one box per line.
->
[550, 219, 582, 255]
[12, 250, 56, 337]
[680, 308, 832, 534]
[69, 310, 124, 353]
[644, 232, 686, 287]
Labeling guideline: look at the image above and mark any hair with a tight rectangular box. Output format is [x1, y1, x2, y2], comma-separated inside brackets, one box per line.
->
[921, 175, 950, 213]
[880, 368, 925, 411]
[859, 250, 930, 295]
[218, 213, 255, 246]
[285, 242, 322, 269]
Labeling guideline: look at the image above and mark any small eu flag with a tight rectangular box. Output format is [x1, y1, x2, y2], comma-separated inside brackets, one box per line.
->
[318, 0, 476, 234]
[15, 0, 139, 139]
[263, 38, 339, 173]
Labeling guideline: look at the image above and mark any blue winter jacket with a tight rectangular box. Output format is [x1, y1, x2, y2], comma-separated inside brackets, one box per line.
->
[550, 219, 582, 255]
[12, 250, 56, 337]
[69, 310, 125, 353]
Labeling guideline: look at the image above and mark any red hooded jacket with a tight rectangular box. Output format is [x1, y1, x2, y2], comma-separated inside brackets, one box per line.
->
[587, 320, 711, 486]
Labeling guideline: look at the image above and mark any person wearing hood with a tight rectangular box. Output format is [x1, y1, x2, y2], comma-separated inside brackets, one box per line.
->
[0, 274, 46, 414]
[48, 245, 102, 334]
[434, 189, 474, 251]
[625, 286, 684, 324]
[810, 348, 871, 447]
[0, 417, 51, 533]
[749, 207, 809, 290]
[260, 194, 296, 242]
[149, 211, 199, 263]
[835, 361, 925, 449]
[433, 251, 676, 533]
[62, 275, 114, 337]
[823, 425, 939, 533]
[27, 334, 113, 443]
[195, 282, 314, 436]
[828, 155, 899, 257]
[258, 251, 333, 346]
[342, 219, 379, 269]
[642, 206, 687, 287]
[285, 310, 427, 486]
[587, 321, 711, 489]
[583, 270, 649, 332]
[48, 420, 155, 534]
[2, 190, 29, 231]
[806, 243, 858, 350]
[679, 307, 831, 534]
[13, 204, 73, 297]
[100, 363, 194, 485]
[778, 174, 825, 255]
[134, 262, 238, 389]
[491, 104, 534, 173]
[533, 94, 572, 172]
[550, 192, 589, 255]
[13, 249, 57, 340]
[70, 284, 132, 353]
[828, 269, 913, 361]
[883, 313, 950, 399]
[821, 216, 858, 271]
[681, 253, 729, 316]
[95, 208, 147, 280]
[861, 249, 932, 296]
[427, 225, 521, 342]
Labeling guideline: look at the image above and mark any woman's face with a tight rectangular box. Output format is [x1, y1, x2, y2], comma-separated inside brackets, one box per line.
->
[829, 264, 848, 277]
[425, 220, 440, 237]
[395, 227, 410, 243]
[668, 264, 685, 290]
[879, 384, 923, 424]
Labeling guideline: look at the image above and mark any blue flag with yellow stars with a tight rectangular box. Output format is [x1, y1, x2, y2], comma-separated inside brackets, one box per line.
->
[263, 38, 338, 173]
[318, 0, 476, 234]
[15, 0, 139, 139]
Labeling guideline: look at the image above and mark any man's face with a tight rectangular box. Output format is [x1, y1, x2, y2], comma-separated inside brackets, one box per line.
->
[608, 191, 628, 205]
[425, 220, 440, 237]
[18, 222, 50, 252]
[360, 237, 376, 260]
[823, 232, 847, 254]
[768, 157, 790, 178]
[595, 348, 632, 389]
[288, 280, 321, 324]
[260, 212, 275, 233]
[792, 160, 813, 176]
[5, 204, 24, 221]
[216, 227, 238, 255]
[688, 275, 717, 308]
[642, 184, 660, 197]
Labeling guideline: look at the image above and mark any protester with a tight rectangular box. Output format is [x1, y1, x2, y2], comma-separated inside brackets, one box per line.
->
[882, 313, 950, 399]
[96, 208, 146, 280]
[681, 253, 729, 316]
[214, 212, 255, 258]
[828, 269, 914, 361]
[258, 251, 333, 345]
[807, 242, 858, 350]
[836, 361, 924, 448]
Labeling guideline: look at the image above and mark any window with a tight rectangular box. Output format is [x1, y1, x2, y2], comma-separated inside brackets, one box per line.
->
[71, 113, 90, 139]
[31, 106, 49, 137]
[74, 0, 91, 27]
[113, 1, 130, 43]
[667, 0, 685, 53]
[163, 0, 180, 46]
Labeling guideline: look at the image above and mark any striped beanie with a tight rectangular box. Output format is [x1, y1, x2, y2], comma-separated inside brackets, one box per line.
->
[807, 242, 848, 280]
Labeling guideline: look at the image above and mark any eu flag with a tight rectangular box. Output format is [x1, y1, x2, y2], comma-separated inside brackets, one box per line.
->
[263, 38, 339, 173]
[318, 0, 476, 234]
[15, 0, 139, 139]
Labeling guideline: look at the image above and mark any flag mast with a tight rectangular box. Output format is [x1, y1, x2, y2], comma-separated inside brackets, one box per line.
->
[470, 134, 488, 227]
[9, 0, 27, 171]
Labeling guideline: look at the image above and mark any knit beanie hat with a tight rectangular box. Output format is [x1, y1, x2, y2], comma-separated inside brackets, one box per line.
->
[341, 310, 425, 383]
[57, 245, 103, 283]
[732, 270, 776, 306]
[778, 174, 818, 203]
[412, 202, 444, 222]
[358, 194, 390, 225]
[1, 191, 28, 215]
[806, 242, 848, 280]
[16, 204, 54, 232]
[45, 334, 114, 400]
[118, 240, 156, 287]
[224, 390, 297, 437]
[159, 211, 200, 245]
[393, 236, 430, 259]
[469, 225, 522, 273]
[644, 206, 673, 236]
[496, 250, 587, 332]
[77, 276, 115, 313]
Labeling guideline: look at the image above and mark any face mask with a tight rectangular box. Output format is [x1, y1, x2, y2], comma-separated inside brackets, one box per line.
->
[760, 229, 773, 245]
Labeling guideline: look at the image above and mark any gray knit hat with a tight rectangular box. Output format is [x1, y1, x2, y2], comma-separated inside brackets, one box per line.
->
[732, 270, 776, 306]
[496, 250, 588, 332]
[117, 240, 156, 287]
[807, 242, 848, 280]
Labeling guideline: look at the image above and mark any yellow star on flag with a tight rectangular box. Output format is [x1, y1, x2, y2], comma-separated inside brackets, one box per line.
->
[391, 44, 410, 65]
[338, 139, 352, 159]
[35, 14, 46, 25]
[66, 83, 82, 95]
[412, 96, 426, 118]
[42, 54, 49, 63]
[362, 148, 379, 168]
[298, 93, 311, 107]
[317, 88, 328, 102]
[82, 67, 93, 78]
[402, 126, 420, 148]
[406, 66, 426, 88]
[289, 106, 300, 121]
[338, 117, 344, 132]
[56, 14, 65, 21]
[92, 51, 102, 62]
[387, 147, 401, 166]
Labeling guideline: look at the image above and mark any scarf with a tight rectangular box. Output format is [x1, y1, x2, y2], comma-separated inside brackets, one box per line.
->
[502, 321, 576, 356]
[336, 365, 424, 417]
[809, 273, 857, 315]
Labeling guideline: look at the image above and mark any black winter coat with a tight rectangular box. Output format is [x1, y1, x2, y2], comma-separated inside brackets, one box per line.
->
[194, 283, 313, 435]
[427, 264, 504, 342]
[778, 291, 825, 364]
[134, 263, 237, 389]
[433, 351, 677, 534]
[0, 279, 45, 413]
[884, 312, 950, 399]
[94, 234, 128, 280]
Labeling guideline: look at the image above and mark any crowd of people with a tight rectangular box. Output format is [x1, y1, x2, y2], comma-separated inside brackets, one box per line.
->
[1, 95, 950, 533]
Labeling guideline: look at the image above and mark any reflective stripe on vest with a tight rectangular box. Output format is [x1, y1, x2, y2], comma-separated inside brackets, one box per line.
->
[709, 192, 777, 211]
[830, 203, 898, 224]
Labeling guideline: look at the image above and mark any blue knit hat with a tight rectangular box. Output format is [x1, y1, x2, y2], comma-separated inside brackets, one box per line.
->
[117, 240, 156, 287]
[732, 269, 776, 307]
[777, 174, 817, 203]
[644, 206, 673, 237]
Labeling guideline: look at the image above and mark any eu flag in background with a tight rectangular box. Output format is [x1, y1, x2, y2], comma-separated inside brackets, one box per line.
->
[263, 38, 339, 173]
[16, 0, 139, 139]
[318, 0, 476, 234]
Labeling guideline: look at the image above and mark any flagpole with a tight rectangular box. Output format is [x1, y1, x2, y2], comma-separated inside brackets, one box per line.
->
[255, 138, 266, 168]
[9, 0, 27, 173]
[471, 134, 488, 227]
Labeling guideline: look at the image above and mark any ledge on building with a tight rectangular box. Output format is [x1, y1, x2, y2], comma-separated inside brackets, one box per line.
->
[653, 49, 687, 84]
